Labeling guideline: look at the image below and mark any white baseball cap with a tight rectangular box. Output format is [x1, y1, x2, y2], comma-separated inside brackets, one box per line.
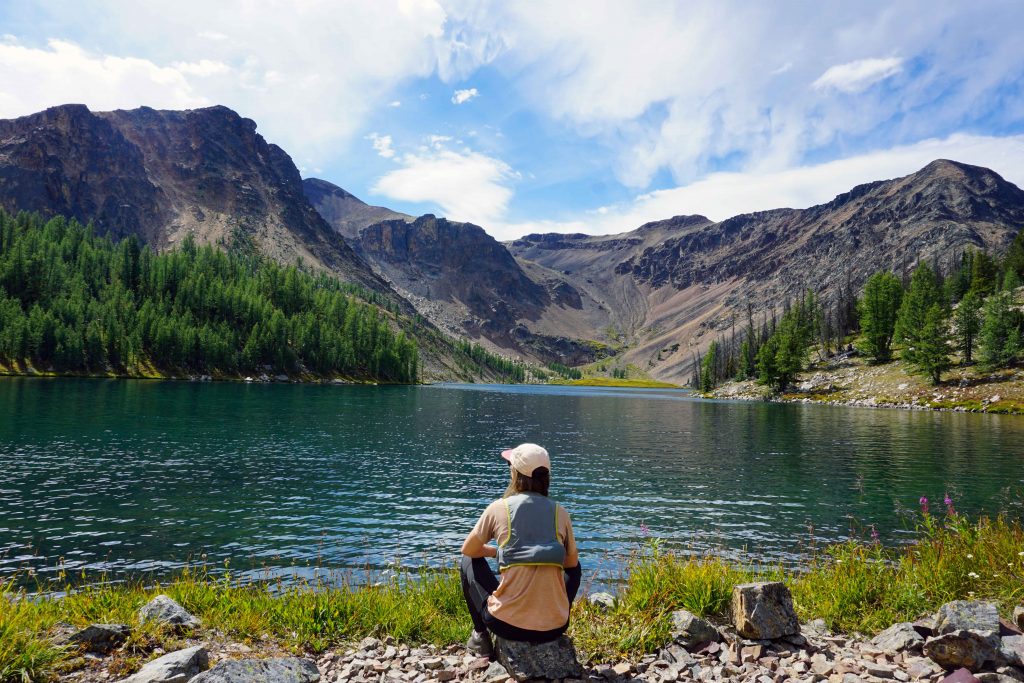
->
[501, 443, 551, 477]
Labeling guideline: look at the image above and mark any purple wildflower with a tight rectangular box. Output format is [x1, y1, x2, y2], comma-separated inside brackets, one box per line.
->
[640, 521, 650, 536]
[944, 493, 953, 507]
[870, 525, 879, 541]
[919, 496, 929, 515]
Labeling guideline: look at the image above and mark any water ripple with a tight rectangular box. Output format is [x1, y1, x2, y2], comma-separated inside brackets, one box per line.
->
[1, 378, 1023, 585]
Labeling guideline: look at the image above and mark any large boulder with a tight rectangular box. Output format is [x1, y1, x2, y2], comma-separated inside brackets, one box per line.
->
[872, 622, 926, 653]
[139, 595, 201, 630]
[120, 646, 209, 683]
[670, 609, 719, 647]
[66, 623, 131, 652]
[731, 582, 800, 640]
[189, 658, 319, 683]
[494, 635, 584, 682]
[935, 602, 1000, 637]
[925, 630, 1001, 672]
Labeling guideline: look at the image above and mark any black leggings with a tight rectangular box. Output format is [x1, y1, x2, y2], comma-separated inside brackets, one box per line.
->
[460, 555, 582, 643]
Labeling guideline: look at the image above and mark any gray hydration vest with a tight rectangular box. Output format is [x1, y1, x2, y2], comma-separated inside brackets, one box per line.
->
[496, 492, 566, 571]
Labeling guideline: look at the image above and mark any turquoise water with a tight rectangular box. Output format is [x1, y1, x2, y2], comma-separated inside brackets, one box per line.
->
[1, 378, 1022, 584]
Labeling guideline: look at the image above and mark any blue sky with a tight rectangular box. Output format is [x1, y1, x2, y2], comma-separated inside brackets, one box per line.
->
[2, 1, 1023, 239]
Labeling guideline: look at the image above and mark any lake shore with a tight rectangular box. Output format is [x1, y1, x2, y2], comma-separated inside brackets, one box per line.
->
[0, 361, 387, 386]
[5, 516, 1022, 682]
[707, 354, 1024, 415]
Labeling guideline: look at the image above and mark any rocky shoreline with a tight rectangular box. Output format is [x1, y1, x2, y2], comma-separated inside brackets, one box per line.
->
[709, 358, 1024, 416]
[56, 586, 1024, 683]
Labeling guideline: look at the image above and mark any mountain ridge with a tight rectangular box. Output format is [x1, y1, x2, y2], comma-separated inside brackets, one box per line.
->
[0, 103, 391, 294]
[3, 104, 1022, 382]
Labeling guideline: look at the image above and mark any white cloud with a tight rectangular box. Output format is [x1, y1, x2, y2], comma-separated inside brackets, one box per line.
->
[367, 132, 395, 159]
[451, 87, 479, 104]
[0, 39, 208, 116]
[388, 100, 402, 107]
[812, 57, 903, 93]
[372, 140, 517, 227]
[171, 59, 231, 77]
[486, 133, 1024, 241]
[441, 2, 1024, 188]
[0, 1, 458, 163]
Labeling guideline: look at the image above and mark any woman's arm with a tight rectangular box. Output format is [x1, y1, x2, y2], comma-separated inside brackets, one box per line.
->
[461, 531, 497, 558]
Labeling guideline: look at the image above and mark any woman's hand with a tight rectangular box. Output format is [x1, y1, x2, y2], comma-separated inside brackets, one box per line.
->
[461, 532, 497, 558]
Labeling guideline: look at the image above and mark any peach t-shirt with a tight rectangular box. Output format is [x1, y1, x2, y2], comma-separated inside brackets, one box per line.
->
[469, 497, 579, 632]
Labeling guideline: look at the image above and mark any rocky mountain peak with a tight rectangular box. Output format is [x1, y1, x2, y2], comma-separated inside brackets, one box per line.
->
[303, 177, 410, 239]
[0, 103, 390, 292]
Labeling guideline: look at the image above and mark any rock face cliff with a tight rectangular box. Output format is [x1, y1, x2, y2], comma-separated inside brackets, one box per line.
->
[306, 180, 614, 365]
[0, 104, 388, 292]
[301, 178, 410, 240]
[510, 160, 1024, 380]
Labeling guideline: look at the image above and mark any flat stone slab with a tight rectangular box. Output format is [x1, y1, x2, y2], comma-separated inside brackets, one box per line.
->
[494, 635, 584, 681]
[872, 622, 925, 653]
[190, 657, 319, 683]
[935, 602, 1000, 637]
[120, 645, 209, 683]
[731, 582, 800, 640]
[139, 595, 201, 630]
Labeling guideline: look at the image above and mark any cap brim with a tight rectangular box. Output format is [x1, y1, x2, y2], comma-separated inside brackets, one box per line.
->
[500, 449, 514, 462]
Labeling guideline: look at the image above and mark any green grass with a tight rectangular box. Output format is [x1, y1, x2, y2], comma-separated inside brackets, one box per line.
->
[3, 514, 1023, 680]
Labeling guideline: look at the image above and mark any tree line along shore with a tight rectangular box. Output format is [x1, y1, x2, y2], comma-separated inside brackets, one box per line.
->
[0, 210, 551, 385]
[695, 231, 1024, 413]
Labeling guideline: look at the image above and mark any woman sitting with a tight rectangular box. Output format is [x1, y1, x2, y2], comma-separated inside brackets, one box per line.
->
[459, 443, 582, 656]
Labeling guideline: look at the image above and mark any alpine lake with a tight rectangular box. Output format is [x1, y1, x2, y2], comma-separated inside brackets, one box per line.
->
[2, 377, 1023, 587]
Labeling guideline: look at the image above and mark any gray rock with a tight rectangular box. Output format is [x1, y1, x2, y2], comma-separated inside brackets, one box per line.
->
[731, 582, 800, 640]
[139, 595, 201, 630]
[1016, 607, 1024, 632]
[906, 659, 940, 680]
[120, 646, 209, 683]
[1000, 636, 1024, 667]
[978, 675, 1021, 683]
[924, 630, 1001, 672]
[482, 660, 510, 682]
[588, 592, 616, 609]
[804, 618, 830, 636]
[996, 666, 1024, 681]
[189, 658, 319, 683]
[67, 623, 131, 652]
[872, 623, 926, 653]
[935, 602, 1000, 637]
[494, 635, 584, 682]
[670, 609, 719, 647]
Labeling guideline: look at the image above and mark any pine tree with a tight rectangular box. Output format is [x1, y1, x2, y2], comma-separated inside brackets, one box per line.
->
[1005, 230, 1024, 281]
[896, 263, 944, 369]
[857, 271, 903, 362]
[979, 292, 1021, 369]
[954, 290, 981, 365]
[907, 304, 952, 384]
[700, 341, 718, 392]
[970, 250, 999, 297]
